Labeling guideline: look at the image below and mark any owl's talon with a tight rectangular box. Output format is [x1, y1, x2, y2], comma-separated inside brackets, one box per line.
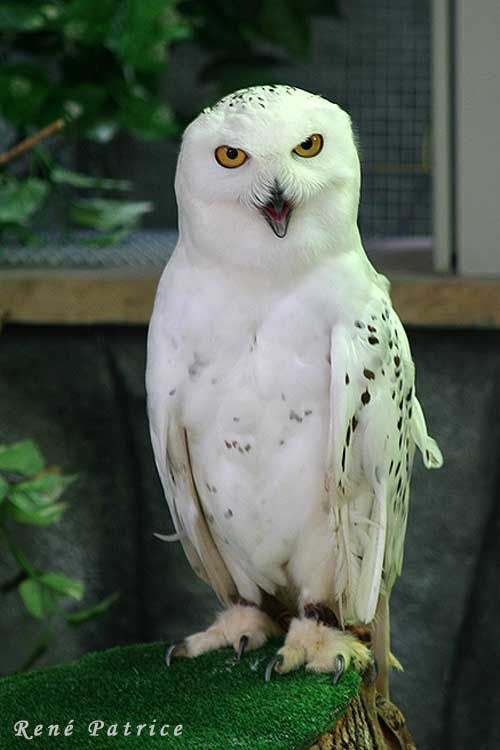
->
[264, 653, 284, 682]
[331, 654, 345, 685]
[236, 634, 249, 661]
[165, 641, 187, 667]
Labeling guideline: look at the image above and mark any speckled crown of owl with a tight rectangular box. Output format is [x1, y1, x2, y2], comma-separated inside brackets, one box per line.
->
[174, 85, 362, 274]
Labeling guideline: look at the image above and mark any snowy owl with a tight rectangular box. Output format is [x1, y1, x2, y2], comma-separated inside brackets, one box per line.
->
[146, 85, 443, 694]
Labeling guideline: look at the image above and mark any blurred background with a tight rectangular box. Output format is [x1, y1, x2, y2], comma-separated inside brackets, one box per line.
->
[1, 2, 500, 749]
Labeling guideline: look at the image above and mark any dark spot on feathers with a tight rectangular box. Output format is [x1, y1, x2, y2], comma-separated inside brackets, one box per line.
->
[232, 440, 238, 448]
[345, 373, 350, 385]
[395, 461, 401, 476]
[352, 416, 358, 432]
[397, 477, 402, 493]
[289, 409, 303, 423]
[361, 389, 371, 405]
[279, 439, 285, 446]
[304, 409, 312, 416]
[399, 398, 404, 410]
[244, 443, 251, 452]
[425, 449, 430, 462]
[394, 355, 401, 367]
[397, 417, 403, 431]
[169, 388, 176, 396]
[326, 353, 331, 365]
[364, 368, 375, 380]
[341, 447, 346, 471]
[368, 336, 379, 345]
[233, 416, 240, 422]
[355, 320, 364, 328]
[346, 425, 351, 446]
[389, 459, 394, 475]
[368, 325, 377, 333]
[406, 388, 413, 401]
[207, 513, 215, 523]
[409, 407, 413, 419]
[389, 340, 393, 349]
[281, 393, 286, 402]
[225, 440, 232, 449]
[224, 508, 233, 519]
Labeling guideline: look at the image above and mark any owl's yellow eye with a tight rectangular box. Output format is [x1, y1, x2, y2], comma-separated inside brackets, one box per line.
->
[215, 145, 248, 168]
[293, 133, 323, 158]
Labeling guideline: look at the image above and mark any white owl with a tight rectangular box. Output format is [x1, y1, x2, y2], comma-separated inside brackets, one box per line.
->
[146, 85, 443, 694]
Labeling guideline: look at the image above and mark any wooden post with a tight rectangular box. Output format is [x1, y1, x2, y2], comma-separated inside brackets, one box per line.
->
[308, 684, 416, 750]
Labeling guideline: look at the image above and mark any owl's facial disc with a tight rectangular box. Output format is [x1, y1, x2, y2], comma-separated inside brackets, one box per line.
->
[260, 183, 292, 239]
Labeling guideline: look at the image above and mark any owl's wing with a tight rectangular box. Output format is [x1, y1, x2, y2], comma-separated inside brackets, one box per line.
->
[327, 293, 443, 624]
[146, 304, 238, 607]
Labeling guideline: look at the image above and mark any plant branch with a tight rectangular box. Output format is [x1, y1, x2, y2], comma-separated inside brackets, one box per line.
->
[0, 570, 28, 594]
[0, 119, 65, 168]
[15, 625, 53, 674]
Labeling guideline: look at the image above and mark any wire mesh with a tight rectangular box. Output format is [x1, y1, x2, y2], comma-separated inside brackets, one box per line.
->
[329, 0, 432, 239]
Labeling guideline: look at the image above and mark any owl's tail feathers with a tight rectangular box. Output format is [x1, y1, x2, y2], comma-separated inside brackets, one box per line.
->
[411, 398, 444, 469]
[372, 593, 390, 698]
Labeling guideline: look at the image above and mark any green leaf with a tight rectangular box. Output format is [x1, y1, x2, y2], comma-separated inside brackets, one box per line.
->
[62, 0, 116, 45]
[106, 0, 191, 72]
[51, 167, 131, 191]
[7, 500, 68, 526]
[0, 3, 48, 32]
[117, 86, 178, 140]
[70, 198, 153, 231]
[0, 440, 45, 475]
[64, 592, 119, 625]
[9, 472, 76, 508]
[0, 476, 9, 504]
[0, 64, 50, 126]
[0, 179, 50, 226]
[38, 572, 84, 601]
[18, 578, 60, 619]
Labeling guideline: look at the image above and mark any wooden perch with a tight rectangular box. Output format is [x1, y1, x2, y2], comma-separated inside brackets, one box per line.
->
[308, 684, 416, 750]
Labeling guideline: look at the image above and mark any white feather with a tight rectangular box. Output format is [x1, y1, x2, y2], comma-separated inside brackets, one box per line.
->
[146, 85, 443, 633]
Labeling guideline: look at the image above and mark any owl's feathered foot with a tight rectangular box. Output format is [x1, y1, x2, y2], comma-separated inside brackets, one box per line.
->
[264, 615, 372, 683]
[165, 603, 281, 666]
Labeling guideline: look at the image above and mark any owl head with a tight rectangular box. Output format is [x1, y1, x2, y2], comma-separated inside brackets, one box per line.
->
[175, 85, 361, 272]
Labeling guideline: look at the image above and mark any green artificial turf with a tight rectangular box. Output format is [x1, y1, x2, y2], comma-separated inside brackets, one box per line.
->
[0, 638, 360, 750]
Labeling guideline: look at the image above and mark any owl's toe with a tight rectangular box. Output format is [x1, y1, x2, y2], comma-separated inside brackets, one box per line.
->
[264, 653, 285, 682]
[236, 634, 249, 661]
[165, 641, 188, 667]
[331, 654, 345, 685]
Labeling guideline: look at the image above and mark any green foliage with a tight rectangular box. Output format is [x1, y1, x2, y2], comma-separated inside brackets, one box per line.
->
[0, 0, 339, 241]
[0, 439, 118, 673]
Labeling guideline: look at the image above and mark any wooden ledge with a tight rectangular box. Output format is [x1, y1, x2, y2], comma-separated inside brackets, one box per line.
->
[1, 268, 500, 327]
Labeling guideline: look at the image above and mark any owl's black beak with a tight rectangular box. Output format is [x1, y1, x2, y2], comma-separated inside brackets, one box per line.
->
[260, 184, 292, 238]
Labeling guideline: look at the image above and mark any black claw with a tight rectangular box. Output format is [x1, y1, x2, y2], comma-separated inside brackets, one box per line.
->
[165, 641, 186, 667]
[331, 654, 345, 685]
[237, 634, 249, 661]
[264, 653, 284, 682]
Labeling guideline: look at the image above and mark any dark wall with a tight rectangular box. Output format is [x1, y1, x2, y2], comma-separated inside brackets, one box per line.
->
[1, 324, 499, 750]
